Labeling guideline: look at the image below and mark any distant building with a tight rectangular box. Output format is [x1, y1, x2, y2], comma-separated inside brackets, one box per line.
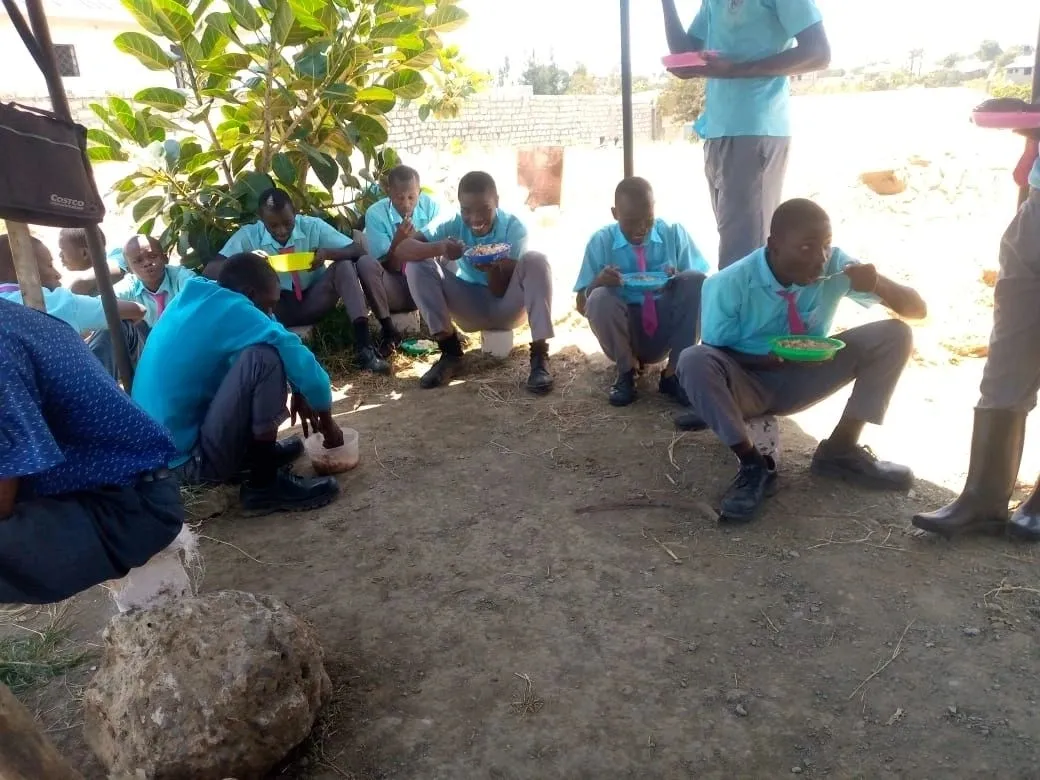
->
[0, 0, 176, 96]
[1004, 55, 1035, 85]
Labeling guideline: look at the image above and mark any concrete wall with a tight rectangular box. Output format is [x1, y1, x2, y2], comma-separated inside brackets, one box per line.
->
[4, 87, 661, 152]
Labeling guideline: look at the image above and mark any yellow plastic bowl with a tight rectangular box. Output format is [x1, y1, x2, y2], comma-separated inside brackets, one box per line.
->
[267, 252, 315, 273]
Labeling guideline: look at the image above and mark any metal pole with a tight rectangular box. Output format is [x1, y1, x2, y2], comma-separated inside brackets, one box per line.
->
[620, 0, 634, 178]
[23, 0, 134, 389]
[1020, 19, 1040, 207]
[4, 221, 45, 311]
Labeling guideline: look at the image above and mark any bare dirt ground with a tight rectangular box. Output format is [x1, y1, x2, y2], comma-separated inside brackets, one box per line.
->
[10, 88, 1040, 779]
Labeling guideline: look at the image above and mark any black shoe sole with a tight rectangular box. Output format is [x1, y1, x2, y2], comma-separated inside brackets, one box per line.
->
[609, 392, 637, 407]
[526, 381, 554, 395]
[1007, 523, 1040, 542]
[718, 477, 780, 525]
[240, 488, 339, 516]
[811, 461, 913, 492]
[911, 512, 1007, 540]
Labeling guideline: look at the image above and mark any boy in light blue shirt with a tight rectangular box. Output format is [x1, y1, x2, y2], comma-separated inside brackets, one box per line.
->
[661, 0, 831, 268]
[211, 188, 388, 375]
[914, 133, 1040, 541]
[574, 177, 709, 407]
[114, 236, 196, 327]
[360, 165, 439, 350]
[396, 171, 554, 394]
[57, 226, 126, 295]
[675, 199, 926, 524]
[132, 254, 343, 514]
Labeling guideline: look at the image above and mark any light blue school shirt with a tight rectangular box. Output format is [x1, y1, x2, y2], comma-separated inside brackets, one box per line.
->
[364, 193, 441, 261]
[689, 0, 823, 139]
[219, 215, 352, 293]
[113, 265, 196, 327]
[0, 283, 108, 333]
[132, 277, 333, 468]
[1030, 157, 1040, 190]
[109, 246, 129, 272]
[423, 209, 528, 287]
[573, 220, 711, 305]
[701, 246, 878, 355]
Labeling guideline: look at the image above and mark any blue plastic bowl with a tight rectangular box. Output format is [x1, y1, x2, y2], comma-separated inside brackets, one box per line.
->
[463, 243, 511, 264]
[621, 271, 670, 292]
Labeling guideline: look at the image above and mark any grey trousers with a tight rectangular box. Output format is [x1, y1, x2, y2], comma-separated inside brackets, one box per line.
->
[88, 320, 148, 380]
[405, 251, 555, 341]
[677, 320, 913, 447]
[356, 254, 416, 320]
[0, 474, 183, 604]
[979, 188, 1040, 411]
[275, 260, 369, 326]
[175, 345, 290, 484]
[704, 136, 791, 269]
[584, 271, 705, 373]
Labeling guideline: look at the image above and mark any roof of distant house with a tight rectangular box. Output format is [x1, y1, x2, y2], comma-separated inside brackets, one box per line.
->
[1005, 55, 1036, 71]
[5, 0, 131, 22]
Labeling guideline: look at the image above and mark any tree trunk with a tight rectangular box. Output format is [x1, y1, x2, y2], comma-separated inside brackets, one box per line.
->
[0, 683, 83, 780]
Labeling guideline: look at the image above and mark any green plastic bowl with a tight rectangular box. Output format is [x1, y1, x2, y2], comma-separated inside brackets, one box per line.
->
[770, 335, 845, 362]
[400, 338, 439, 357]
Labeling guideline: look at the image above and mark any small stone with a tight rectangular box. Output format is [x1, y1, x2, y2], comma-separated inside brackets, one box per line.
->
[735, 704, 748, 717]
[925, 642, 935, 648]
[948, 706, 958, 715]
[725, 689, 747, 703]
[963, 627, 981, 637]
[792, 767, 803, 774]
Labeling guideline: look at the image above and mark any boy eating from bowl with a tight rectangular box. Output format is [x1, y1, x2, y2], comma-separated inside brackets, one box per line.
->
[132, 253, 342, 514]
[675, 198, 926, 524]
[574, 176, 710, 407]
[207, 188, 388, 375]
[361, 165, 440, 351]
[395, 170, 554, 394]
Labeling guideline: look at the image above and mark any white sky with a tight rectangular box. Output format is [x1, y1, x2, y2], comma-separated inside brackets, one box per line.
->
[448, 0, 1040, 76]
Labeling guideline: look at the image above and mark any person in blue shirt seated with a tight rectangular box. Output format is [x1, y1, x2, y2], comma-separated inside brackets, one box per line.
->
[360, 165, 439, 352]
[574, 176, 710, 407]
[132, 253, 343, 514]
[913, 143, 1040, 541]
[57, 226, 126, 295]
[114, 235, 196, 328]
[0, 235, 148, 380]
[0, 298, 184, 605]
[207, 188, 389, 375]
[662, 0, 830, 268]
[396, 171, 554, 394]
[675, 198, 927, 524]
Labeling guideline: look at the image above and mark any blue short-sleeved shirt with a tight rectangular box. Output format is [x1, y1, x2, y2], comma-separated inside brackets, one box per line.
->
[131, 277, 333, 468]
[114, 265, 196, 327]
[423, 209, 528, 287]
[0, 283, 108, 334]
[109, 246, 129, 272]
[219, 215, 352, 293]
[364, 193, 441, 261]
[1030, 157, 1040, 190]
[0, 299, 175, 498]
[689, 0, 823, 138]
[573, 220, 711, 305]
[701, 246, 878, 355]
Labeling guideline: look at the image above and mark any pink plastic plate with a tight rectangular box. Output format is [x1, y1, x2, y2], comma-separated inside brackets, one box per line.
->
[662, 51, 714, 69]
[972, 111, 1040, 130]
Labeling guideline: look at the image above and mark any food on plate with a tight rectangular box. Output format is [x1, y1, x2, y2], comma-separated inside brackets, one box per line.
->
[412, 339, 437, 352]
[775, 337, 835, 350]
[466, 243, 510, 257]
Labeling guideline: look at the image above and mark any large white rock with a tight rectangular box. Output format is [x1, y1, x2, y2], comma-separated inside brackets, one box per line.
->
[83, 591, 330, 780]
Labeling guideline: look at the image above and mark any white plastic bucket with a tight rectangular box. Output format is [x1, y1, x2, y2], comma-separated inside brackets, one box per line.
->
[480, 329, 514, 358]
[390, 311, 421, 335]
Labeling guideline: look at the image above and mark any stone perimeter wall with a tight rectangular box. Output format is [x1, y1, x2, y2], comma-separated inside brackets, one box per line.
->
[3, 90, 660, 152]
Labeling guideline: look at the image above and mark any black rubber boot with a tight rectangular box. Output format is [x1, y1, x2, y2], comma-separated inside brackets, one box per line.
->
[912, 408, 1026, 539]
[1008, 476, 1040, 542]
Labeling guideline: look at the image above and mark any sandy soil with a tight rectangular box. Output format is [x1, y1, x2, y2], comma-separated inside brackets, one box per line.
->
[13, 88, 1040, 779]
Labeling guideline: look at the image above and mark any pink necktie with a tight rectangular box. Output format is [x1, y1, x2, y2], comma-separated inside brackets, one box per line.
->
[776, 289, 806, 335]
[634, 246, 658, 336]
[148, 290, 168, 319]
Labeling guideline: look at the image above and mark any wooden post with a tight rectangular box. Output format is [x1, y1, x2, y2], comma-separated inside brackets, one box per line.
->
[0, 683, 83, 780]
[3, 221, 45, 312]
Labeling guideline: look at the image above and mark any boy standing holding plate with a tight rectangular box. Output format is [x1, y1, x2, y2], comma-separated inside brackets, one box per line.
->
[675, 198, 926, 523]
[396, 171, 555, 394]
[574, 177, 710, 407]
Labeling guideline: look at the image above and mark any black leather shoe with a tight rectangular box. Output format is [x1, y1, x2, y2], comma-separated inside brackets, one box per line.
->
[811, 441, 914, 491]
[526, 350, 554, 394]
[379, 327, 403, 358]
[719, 457, 778, 524]
[674, 411, 707, 431]
[609, 370, 637, 407]
[240, 470, 340, 514]
[658, 373, 690, 406]
[420, 353, 463, 389]
[275, 435, 304, 466]
[1008, 476, 1040, 542]
[358, 345, 391, 375]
